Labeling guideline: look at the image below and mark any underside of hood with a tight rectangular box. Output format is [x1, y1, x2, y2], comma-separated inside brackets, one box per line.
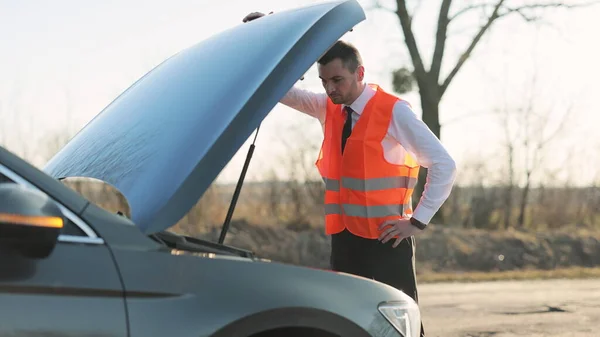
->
[44, 0, 366, 234]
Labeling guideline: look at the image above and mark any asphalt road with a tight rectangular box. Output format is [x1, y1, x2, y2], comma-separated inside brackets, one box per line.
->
[418, 278, 600, 337]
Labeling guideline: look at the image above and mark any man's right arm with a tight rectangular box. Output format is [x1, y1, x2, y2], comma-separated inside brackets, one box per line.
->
[280, 86, 328, 124]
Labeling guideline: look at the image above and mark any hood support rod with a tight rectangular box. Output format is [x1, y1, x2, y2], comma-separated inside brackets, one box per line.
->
[218, 124, 261, 244]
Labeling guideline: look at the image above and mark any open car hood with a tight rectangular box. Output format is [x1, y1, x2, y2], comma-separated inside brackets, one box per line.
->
[44, 0, 365, 234]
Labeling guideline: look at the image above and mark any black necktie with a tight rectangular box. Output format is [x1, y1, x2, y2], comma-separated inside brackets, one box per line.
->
[341, 106, 353, 153]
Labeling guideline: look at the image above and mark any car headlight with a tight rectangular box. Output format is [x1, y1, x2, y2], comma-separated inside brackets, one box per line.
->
[378, 301, 421, 337]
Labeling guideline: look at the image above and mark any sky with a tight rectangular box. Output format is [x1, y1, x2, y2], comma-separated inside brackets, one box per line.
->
[1, 0, 600, 187]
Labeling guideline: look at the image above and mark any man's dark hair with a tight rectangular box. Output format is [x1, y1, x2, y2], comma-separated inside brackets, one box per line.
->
[318, 40, 362, 73]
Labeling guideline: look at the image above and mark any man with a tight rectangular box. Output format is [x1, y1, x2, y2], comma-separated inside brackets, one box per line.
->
[244, 12, 457, 337]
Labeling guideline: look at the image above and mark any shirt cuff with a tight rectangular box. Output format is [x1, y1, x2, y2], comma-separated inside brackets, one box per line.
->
[411, 204, 435, 225]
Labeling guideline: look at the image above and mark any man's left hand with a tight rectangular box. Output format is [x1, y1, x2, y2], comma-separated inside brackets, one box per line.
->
[378, 218, 422, 248]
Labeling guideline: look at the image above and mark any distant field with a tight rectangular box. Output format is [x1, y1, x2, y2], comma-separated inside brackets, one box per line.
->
[187, 220, 600, 281]
[60, 178, 600, 281]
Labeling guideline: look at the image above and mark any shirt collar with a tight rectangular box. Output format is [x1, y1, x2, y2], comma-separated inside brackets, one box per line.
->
[343, 83, 375, 116]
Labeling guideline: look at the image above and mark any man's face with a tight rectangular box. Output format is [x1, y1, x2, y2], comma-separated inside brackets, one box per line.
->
[318, 58, 364, 105]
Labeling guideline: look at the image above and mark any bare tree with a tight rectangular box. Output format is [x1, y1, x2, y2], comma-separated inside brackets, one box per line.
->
[497, 73, 573, 228]
[265, 169, 283, 220]
[1, 82, 25, 157]
[499, 106, 516, 230]
[269, 122, 324, 228]
[587, 174, 600, 228]
[40, 130, 74, 164]
[372, 0, 596, 138]
[370, 0, 598, 205]
[460, 155, 501, 229]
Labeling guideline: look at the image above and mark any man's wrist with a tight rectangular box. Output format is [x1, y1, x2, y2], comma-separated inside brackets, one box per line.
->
[409, 216, 427, 230]
[412, 204, 435, 227]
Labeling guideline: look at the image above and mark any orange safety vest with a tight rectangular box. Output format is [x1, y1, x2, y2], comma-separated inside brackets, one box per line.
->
[315, 84, 420, 239]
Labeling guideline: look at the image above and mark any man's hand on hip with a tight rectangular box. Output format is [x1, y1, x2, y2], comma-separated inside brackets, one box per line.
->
[378, 218, 421, 247]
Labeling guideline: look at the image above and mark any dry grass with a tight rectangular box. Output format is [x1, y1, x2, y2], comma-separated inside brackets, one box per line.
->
[418, 266, 600, 283]
[56, 179, 600, 285]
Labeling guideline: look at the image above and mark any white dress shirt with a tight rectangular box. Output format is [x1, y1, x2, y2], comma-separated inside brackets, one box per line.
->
[280, 83, 457, 225]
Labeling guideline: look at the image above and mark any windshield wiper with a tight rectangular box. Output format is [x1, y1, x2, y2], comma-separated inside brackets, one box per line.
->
[147, 125, 261, 257]
[151, 230, 255, 258]
[218, 124, 261, 244]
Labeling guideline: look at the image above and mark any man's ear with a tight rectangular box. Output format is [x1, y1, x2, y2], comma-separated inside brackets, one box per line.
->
[356, 65, 365, 81]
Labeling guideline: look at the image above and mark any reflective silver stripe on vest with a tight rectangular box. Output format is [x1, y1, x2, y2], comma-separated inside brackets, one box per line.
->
[323, 178, 340, 192]
[343, 204, 401, 217]
[324, 203, 341, 215]
[341, 176, 418, 191]
[324, 203, 412, 217]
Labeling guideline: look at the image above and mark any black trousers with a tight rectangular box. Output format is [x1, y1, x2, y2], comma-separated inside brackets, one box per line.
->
[330, 229, 425, 337]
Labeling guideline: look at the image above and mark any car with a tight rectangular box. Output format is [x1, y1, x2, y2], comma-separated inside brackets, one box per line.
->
[0, 1, 422, 336]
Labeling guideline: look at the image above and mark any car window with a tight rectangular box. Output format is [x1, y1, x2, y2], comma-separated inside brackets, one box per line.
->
[0, 172, 13, 184]
[60, 178, 131, 219]
[0, 172, 86, 237]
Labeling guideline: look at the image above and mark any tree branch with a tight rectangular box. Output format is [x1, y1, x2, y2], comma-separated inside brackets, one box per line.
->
[395, 0, 427, 85]
[365, 0, 396, 13]
[440, 0, 506, 97]
[430, 0, 453, 83]
[441, 0, 600, 97]
[449, 2, 494, 22]
[499, 1, 600, 21]
[450, 1, 600, 23]
[538, 102, 575, 149]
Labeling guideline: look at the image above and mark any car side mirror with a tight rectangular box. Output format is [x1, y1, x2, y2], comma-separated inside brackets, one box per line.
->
[0, 183, 64, 259]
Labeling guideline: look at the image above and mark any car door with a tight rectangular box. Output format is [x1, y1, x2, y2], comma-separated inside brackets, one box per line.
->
[0, 165, 128, 337]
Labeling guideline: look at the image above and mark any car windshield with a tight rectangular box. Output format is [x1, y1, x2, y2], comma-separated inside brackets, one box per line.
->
[60, 177, 132, 219]
[58, 177, 222, 238]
